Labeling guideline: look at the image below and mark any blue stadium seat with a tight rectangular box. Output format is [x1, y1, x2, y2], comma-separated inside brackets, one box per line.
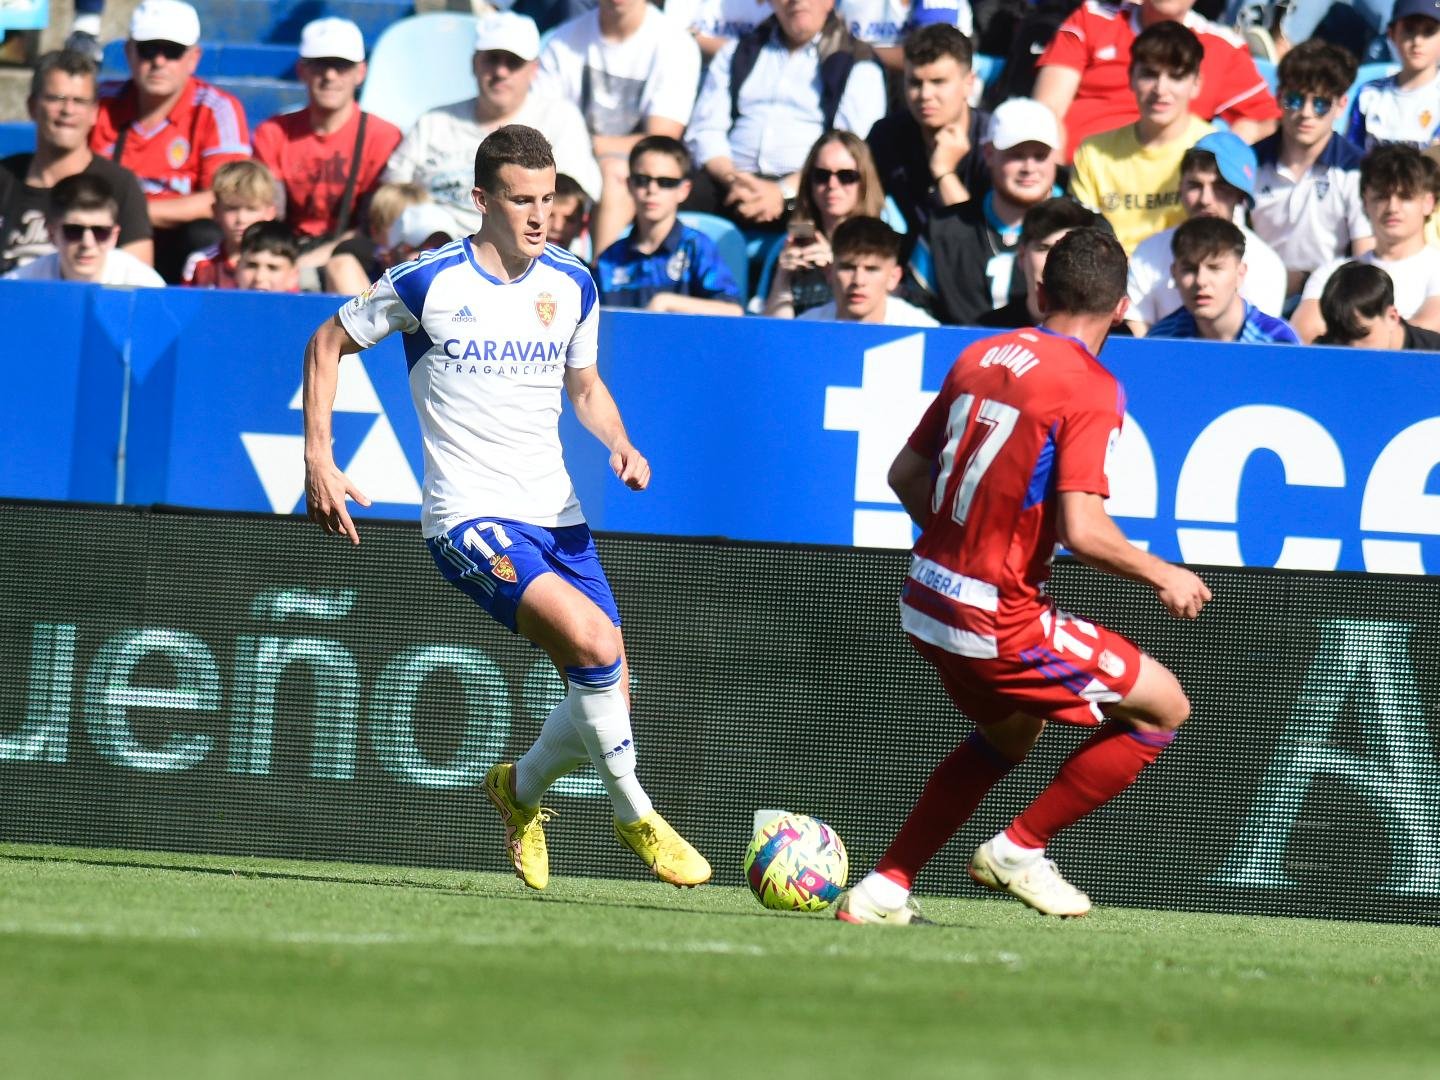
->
[191, 0, 411, 46]
[0, 122, 36, 158]
[1336, 62, 1400, 134]
[972, 54, 1006, 90]
[359, 12, 481, 134]
[1255, 59, 1278, 94]
[677, 211, 748, 298]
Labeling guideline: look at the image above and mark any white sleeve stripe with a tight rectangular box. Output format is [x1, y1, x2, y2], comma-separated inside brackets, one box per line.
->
[1212, 81, 1269, 116]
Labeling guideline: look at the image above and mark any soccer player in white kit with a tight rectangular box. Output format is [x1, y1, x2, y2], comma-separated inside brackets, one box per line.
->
[301, 124, 711, 891]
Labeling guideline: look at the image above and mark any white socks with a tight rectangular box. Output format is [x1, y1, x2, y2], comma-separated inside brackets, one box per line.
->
[859, 872, 910, 910]
[562, 661, 653, 824]
[513, 698, 588, 807]
[990, 830, 1044, 867]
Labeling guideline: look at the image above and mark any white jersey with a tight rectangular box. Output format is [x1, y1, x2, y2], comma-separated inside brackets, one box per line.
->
[3, 248, 164, 286]
[1346, 73, 1440, 151]
[338, 238, 600, 537]
[1302, 245, 1440, 319]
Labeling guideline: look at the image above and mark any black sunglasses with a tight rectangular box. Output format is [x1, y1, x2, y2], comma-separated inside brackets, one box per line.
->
[135, 40, 188, 62]
[60, 223, 117, 242]
[630, 173, 685, 190]
[811, 167, 861, 186]
[1280, 91, 1333, 117]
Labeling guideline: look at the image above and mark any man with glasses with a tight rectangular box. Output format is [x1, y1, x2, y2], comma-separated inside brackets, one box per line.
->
[594, 135, 743, 313]
[3, 174, 163, 286]
[1251, 40, 1373, 301]
[1, 49, 152, 272]
[90, 0, 251, 282]
[252, 18, 402, 272]
[384, 11, 602, 237]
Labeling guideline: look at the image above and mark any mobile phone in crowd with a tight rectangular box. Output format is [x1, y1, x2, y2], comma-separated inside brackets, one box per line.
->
[787, 220, 816, 245]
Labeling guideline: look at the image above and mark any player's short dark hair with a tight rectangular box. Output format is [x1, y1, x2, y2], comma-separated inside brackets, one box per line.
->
[1277, 39, 1358, 99]
[830, 216, 903, 263]
[474, 124, 555, 192]
[240, 220, 299, 263]
[1361, 143, 1431, 200]
[29, 48, 97, 99]
[554, 172, 588, 204]
[629, 134, 691, 177]
[1171, 216, 1246, 263]
[902, 23, 973, 70]
[1042, 228, 1128, 314]
[49, 173, 117, 220]
[1129, 21, 1203, 79]
[1318, 262, 1394, 344]
[1019, 197, 1102, 247]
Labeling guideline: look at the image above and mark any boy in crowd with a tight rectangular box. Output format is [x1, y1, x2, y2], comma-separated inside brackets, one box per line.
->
[1252, 40, 1372, 301]
[1126, 131, 1286, 336]
[182, 159, 279, 288]
[1315, 260, 1440, 350]
[595, 136, 743, 315]
[916, 97, 1062, 326]
[798, 216, 938, 325]
[1346, 0, 1440, 151]
[3, 173, 163, 285]
[976, 197, 1105, 329]
[549, 172, 592, 257]
[233, 221, 300, 293]
[1294, 143, 1440, 342]
[1070, 21, 1215, 255]
[1147, 217, 1299, 343]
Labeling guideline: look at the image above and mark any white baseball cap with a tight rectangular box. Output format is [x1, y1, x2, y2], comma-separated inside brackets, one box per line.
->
[387, 204, 463, 250]
[300, 17, 366, 64]
[129, 0, 200, 47]
[986, 97, 1062, 152]
[474, 11, 541, 61]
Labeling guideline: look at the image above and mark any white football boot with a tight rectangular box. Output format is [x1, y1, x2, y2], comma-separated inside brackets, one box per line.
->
[969, 839, 1092, 917]
[833, 881, 934, 926]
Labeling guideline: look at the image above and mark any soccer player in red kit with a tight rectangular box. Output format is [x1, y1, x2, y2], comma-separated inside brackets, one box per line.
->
[836, 227, 1211, 924]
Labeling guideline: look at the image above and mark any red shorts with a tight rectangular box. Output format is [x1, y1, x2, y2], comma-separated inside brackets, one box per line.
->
[910, 608, 1143, 727]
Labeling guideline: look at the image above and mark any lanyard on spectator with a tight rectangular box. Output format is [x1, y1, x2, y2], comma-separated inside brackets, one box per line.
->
[329, 110, 369, 241]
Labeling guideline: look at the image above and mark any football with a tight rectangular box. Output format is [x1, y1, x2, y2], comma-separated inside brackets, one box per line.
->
[743, 813, 849, 912]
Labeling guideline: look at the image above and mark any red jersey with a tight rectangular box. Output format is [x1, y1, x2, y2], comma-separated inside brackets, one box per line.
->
[900, 327, 1124, 658]
[252, 106, 403, 239]
[181, 243, 238, 288]
[1039, 2, 1280, 159]
[91, 76, 250, 198]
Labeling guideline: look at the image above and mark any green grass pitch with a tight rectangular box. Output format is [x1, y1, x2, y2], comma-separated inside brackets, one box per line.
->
[1, 843, 1435, 1079]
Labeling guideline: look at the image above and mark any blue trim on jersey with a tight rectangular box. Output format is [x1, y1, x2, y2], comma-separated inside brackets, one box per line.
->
[565, 659, 623, 689]
[388, 240, 469, 323]
[540, 246, 598, 321]
[1034, 325, 1097, 361]
[462, 236, 540, 287]
[1022, 425, 1057, 512]
[402, 328, 432, 373]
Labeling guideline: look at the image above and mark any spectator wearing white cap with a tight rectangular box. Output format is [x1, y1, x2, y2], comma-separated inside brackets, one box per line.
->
[90, 0, 251, 282]
[383, 11, 602, 234]
[252, 18, 403, 273]
[535, 0, 702, 254]
[912, 97, 1063, 326]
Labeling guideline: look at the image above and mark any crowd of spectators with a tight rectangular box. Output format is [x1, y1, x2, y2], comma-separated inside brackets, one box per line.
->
[3, 0, 1440, 350]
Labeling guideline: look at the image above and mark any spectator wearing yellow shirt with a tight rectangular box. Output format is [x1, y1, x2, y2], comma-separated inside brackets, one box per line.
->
[1068, 20, 1214, 255]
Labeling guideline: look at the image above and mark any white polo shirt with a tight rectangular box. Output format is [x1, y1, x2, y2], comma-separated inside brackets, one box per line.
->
[1249, 132, 1371, 276]
[1302, 245, 1440, 318]
[1127, 221, 1287, 325]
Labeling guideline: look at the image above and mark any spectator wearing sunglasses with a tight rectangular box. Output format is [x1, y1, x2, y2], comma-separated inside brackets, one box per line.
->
[90, 0, 251, 283]
[763, 130, 885, 318]
[594, 136, 744, 314]
[1251, 41, 1372, 301]
[3, 173, 163, 285]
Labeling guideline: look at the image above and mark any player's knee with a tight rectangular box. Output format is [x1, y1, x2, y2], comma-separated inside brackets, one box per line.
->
[567, 614, 622, 671]
[1154, 688, 1191, 732]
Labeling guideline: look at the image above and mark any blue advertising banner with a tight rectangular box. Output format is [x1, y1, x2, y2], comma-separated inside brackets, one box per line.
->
[1, 281, 1437, 572]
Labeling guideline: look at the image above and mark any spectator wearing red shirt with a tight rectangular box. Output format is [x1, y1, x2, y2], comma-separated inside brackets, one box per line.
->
[1033, 0, 1280, 161]
[90, 0, 251, 281]
[252, 18, 403, 271]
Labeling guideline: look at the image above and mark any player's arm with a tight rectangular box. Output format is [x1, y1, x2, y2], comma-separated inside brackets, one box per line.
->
[888, 445, 934, 529]
[303, 314, 372, 544]
[1056, 491, 1210, 619]
[564, 364, 651, 491]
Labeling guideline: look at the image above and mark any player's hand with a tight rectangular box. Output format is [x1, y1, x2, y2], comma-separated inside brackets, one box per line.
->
[610, 443, 650, 491]
[305, 460, 371, 545]
[1154, 565, 1211, 620]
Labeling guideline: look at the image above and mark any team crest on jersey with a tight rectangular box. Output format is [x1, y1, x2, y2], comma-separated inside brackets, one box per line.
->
[665, 249, 690, 281]
[166, 136, 190, 169]
[489, 554, 518, 583]
[1098, 649, 1126, 678]
[1424, 111, 1434, 130]
[535, 292, 557, 327]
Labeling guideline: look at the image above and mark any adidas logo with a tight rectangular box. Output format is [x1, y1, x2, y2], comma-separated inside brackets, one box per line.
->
[452, 305, 477, 323]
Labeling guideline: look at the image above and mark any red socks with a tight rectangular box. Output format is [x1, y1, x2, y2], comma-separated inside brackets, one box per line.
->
[1007, 724, 1174, 850]
[876, 733, 1016, 890]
